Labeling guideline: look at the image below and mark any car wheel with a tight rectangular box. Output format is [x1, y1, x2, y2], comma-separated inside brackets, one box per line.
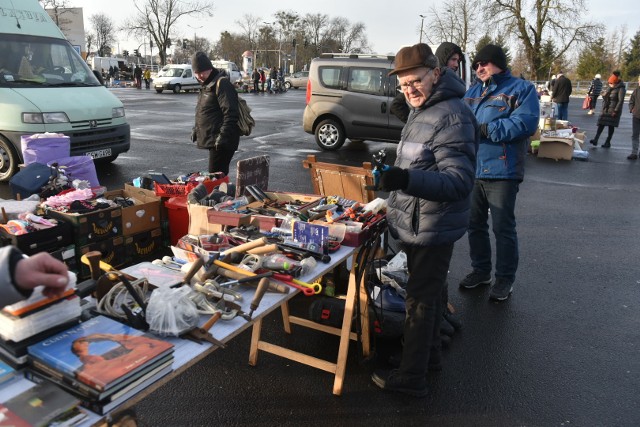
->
[0, 136, 19, 182]
[284, 81, 291, 89]
[155, 89, 163, 93]
[173, 84, 181, 94]
[315, 119, 345, 151]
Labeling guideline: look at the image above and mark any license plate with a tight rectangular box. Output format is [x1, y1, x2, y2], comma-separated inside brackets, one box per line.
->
[86, 148, 112, 159]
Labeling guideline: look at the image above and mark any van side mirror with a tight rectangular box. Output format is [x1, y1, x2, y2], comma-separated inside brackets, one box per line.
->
[92, 69, 104, 85]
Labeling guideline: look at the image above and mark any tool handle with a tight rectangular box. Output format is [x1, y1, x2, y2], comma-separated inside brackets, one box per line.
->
[250, 278, 270, 312]
[80, 251, 103, 280]
[292, 278, 322, 294]
[247, 244, 278, 255]
[183, 257, 204, 284]
[202, 311, 222, 331]
[222, 237, 268, 255]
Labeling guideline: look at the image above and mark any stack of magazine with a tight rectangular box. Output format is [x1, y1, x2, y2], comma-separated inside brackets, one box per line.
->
[0, 276, 81, 367]
[26, 315, 174, 415]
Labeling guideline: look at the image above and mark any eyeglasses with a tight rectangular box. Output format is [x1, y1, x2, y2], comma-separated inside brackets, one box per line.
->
[398, 69, 433, 92]
[473, 61, 490, 71]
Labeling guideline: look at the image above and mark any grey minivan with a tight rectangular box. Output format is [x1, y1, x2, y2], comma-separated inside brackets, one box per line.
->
[302, 54, 404, 150]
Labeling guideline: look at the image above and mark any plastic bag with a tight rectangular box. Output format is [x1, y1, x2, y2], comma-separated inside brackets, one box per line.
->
[21, 133, 70, 166]
[48, 156, 99, 187]
[146, 286, 200, 336]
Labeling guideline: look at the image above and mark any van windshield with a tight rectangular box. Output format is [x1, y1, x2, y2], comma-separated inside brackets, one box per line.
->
[0, 34, 101, 88]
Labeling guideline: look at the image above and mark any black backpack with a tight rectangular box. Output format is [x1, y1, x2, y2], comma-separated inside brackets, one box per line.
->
[215, 77, 255, 136]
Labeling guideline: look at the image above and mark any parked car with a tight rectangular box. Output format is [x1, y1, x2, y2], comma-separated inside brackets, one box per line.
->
[303, 53, 404, 150]
[154, 64, 199, 93]
[285, 71, 309, 89]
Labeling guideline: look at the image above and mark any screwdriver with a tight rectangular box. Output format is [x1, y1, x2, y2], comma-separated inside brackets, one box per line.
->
[248, 277, 270, 318]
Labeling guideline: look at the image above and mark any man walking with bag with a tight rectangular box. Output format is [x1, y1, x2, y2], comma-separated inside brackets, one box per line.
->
[191, 51, 240, 176]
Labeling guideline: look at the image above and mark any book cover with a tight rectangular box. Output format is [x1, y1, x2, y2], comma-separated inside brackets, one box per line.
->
[3, 380, 79, 427]
[28, 353, 173, 402]
[0, 359, 17, 388]
[27, 315, 173, 392]
[2, 287, 76, 318]
[0, 404, 31, 427]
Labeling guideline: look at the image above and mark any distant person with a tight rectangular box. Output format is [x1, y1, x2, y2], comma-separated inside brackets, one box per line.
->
[551, 71, 572, 120]
[259, 68, 266, 92]
[0, 247, 69, 308]
[628, 75, 640, 160]
[191, 51, 240, 176]
[587, 74, 603, 115]
[391, 41, 464, 123]
[252, 68, 260, 93]
[143, 67, 151, 90]
[268, 66, 277, 93]
[589, 72, 626, 149]
[370, 43, 477, 398]
[460, 44, 539, 301]
[134, 65, 142, 89]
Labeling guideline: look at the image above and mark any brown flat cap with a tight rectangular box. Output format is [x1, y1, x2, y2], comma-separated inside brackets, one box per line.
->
[389, 43, 438, 76]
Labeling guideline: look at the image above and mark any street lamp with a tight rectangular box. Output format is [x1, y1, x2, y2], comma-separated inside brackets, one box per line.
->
[187, 24, 203, 53]
[419, 14, 426, 43]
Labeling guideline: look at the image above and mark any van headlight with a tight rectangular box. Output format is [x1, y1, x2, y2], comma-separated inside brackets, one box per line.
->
[112, 107, 125, 118]
[22, 112, 70, 124]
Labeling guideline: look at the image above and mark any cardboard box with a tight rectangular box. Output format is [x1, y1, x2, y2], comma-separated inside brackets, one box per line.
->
[125, 183, 168, 220]
[105, 187, 161, 236]
[46, 206, 122, 246]
[76, 236, 126, 278]
[124, 228, 163, 260]
[537, 134, 574, 161]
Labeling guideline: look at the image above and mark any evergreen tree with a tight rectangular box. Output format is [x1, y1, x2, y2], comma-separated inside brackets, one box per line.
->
[537, 40, 556, 82]
[576, 38, 612, 79]
[623, 30, 640, 79]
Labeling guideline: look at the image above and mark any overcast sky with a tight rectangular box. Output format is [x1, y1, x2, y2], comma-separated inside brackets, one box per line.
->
[70, 0, 637, 56]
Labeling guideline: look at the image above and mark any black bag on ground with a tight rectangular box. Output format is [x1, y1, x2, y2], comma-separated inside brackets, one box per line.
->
[9, 162, 53, 199]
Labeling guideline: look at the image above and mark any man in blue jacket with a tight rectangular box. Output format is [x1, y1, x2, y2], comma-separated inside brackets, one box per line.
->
[460, 44, 539, 301]
[371, 43, 477, 397]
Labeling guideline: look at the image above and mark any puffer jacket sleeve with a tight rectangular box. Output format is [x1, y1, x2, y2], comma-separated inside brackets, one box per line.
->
[406, 107, 477, 202]
[486, 82, 539, 145]
[0, 246, 29, 307]
[613, 85, 626, 114]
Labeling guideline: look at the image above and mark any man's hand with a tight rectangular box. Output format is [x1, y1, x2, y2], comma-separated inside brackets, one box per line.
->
[380, 167, 409, 192]
[190, 128, 197, 143]
[14, 252, 69, 298]
[214, 135, 225, 150]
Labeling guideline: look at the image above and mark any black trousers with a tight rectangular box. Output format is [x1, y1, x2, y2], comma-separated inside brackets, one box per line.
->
[208, 147, 236, 176]
[398, 242, 454, 380]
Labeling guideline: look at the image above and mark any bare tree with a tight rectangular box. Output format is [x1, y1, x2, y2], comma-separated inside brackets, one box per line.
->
[90, 13, 117, 57]
[302, 13, 330, 54]
[86, 33, 94, 57]
[424, 0, 483, 52]
[485, 0, 604, 80]
[235, 14, 262, 51]
[123, 0, 214, 66]
[328, 18, 370, 53]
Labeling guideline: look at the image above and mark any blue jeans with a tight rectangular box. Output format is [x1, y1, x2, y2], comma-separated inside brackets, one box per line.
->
[556, 102, 569, 120]
[467, 179, 520, 281]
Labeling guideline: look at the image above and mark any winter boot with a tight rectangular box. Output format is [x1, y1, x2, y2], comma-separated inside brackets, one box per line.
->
[602, 138, 612, 148]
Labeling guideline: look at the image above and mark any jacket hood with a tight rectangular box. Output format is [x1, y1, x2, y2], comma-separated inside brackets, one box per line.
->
[435, 42, 463, 67]
[423, 68, 466, 108]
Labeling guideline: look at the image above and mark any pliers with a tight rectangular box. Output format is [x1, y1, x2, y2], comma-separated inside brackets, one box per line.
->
[271, 273, 322, 296]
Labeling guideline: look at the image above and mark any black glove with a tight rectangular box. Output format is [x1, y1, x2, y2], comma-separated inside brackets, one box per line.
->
[214, 135, 224, 150]
[479, 123, 489, 138]
[379, 167, 409, 192]
[190, 128, 197, 143]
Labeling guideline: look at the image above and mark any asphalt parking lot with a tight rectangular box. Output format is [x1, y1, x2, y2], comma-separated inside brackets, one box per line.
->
[120, 98, 640, 426]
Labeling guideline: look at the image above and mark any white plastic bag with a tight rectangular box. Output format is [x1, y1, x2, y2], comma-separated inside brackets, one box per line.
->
[146, 286, 200, 336]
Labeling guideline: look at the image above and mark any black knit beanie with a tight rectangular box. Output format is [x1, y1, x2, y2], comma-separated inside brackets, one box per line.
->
[473, 44, 507, 71]
[192, 51, 213, 73]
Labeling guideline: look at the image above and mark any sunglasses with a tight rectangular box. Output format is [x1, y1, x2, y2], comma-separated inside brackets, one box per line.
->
[473, 60, 490, 71]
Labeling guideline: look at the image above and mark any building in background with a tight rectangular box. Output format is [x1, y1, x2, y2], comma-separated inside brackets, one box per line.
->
[45, 7, 86, 58]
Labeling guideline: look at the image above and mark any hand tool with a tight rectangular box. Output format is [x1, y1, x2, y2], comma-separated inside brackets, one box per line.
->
[271, 273, 316, 296]
[365, 149, 390, 190]
[248, 277, 270, 318]
[203, 259, 289, 294]
[181, 311, 225, 348]
[181, 257, 204, 285]
[80, 250, 137, 281]
[151, 259, 182, 272]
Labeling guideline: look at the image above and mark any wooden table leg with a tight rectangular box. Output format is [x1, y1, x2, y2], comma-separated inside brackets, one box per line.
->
[281, 301, 292, 334]
[249, 318, 262, 366]
[332, 266, 358, 395]
[358, 272, 370, 357]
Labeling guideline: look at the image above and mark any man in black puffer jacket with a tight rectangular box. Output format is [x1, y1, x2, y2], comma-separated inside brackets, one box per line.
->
[191, 51, 240, 176]
[371, 43, 478, 398]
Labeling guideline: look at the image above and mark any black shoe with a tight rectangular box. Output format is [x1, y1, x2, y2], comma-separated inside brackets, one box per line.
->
[371, 369, 429, 397]
[589, 139, 598, 146]
[602, 142, 611, 148]
[440, 316, 455, 337]
[443, 311, 462, 330]
[459, 270, 492, 289]
[440, 334, 451, 349]
[388, 353, 442, 371]
[489, 277, 514, 301]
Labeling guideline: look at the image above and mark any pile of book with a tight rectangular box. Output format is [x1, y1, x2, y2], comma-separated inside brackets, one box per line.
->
[0, 275, 81, 367]
[26, 315, 174, 415]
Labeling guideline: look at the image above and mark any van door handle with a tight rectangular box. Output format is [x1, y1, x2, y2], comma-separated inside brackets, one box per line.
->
[381, 102, 387, 113]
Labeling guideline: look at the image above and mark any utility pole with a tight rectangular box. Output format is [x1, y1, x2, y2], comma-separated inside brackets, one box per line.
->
[187, 24, 203, 53]
[419, 14, 426, 43]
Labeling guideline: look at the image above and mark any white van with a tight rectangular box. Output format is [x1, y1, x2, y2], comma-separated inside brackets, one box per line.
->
[0, 0, 130, 181]
[211, 60, 243, 84]
[153, 64, 199, 94]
